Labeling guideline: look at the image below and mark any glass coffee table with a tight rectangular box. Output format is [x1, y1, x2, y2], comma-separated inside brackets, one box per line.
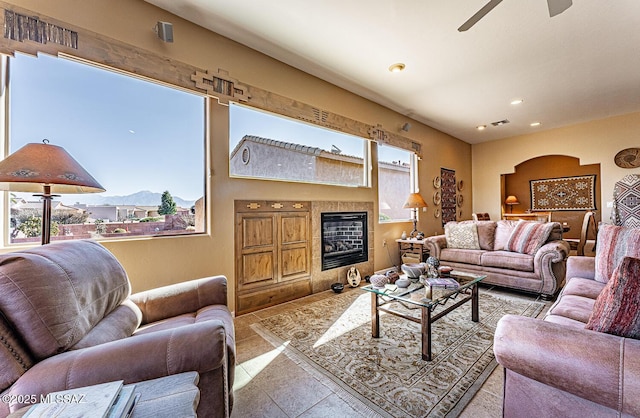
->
[362, 271, 486, 361]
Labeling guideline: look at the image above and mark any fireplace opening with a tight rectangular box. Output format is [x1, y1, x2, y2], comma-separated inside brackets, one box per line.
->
[321, 212, 368, 271]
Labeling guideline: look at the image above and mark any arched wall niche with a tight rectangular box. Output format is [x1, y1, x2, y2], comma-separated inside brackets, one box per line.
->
[501, 154, 601, 240]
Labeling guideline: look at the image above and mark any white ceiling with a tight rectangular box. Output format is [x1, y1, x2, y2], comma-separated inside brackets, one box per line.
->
[144, 0, 640, 144]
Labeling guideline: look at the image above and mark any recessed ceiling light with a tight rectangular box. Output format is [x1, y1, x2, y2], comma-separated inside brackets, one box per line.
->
[388, 63, 406, 73]
[510, 99, 524, 105]
[476, 125, 486, 130]
[530, 122, 541, 127]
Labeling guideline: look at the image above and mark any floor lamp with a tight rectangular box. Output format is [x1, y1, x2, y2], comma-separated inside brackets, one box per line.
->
[0, 140, 105, 244]
[403, 192, 428, 238]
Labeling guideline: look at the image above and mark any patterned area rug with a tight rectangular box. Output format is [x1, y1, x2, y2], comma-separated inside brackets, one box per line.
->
[252, 290, 544, 417]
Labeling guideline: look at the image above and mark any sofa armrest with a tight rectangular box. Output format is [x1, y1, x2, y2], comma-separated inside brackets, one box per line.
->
[494, 315, 640, 416]
[566, 256, 596, 280]
[533, 240, 569, 295]
[423, 235, 446, 259]
[4, 320, 228, 412]
[130, 275, 228, 324]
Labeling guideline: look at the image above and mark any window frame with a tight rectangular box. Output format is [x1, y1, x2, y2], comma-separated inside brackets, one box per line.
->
[377, 144, 419, 224]
[2, 53, 210, 246]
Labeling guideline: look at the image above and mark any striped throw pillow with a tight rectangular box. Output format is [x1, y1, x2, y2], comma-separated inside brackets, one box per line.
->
[586, 256, 640, 339]
[505, 220, 554, 255]
[594, 224, 640, 283]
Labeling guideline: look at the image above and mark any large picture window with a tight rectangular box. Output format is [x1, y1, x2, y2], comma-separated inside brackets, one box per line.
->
[229, 103, 369, 187]
[5, 53, 206, 244]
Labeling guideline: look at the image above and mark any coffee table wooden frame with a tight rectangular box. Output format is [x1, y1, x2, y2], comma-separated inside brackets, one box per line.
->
[364, 273, 485, 361]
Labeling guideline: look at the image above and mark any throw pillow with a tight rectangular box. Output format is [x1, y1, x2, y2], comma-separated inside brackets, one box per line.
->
[505, 220, 555, 255]
[586, 256, 640, 339]
[445, 222, 480, 250]
[459, 220, 496, 250]
[493, 220, 519, 250]
[594, 224, 640, 283]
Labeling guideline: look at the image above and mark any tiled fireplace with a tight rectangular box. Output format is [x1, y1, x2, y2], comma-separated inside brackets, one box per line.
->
[321, 211, 368, 270]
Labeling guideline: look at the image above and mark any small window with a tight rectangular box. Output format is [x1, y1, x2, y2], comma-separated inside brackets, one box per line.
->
[378, 145, 416, 222]
[229, 103, 369, 187]
[6, 53, 206, 244]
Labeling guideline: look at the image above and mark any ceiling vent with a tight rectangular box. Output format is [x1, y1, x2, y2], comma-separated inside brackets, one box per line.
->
[491, 119, 510, 127]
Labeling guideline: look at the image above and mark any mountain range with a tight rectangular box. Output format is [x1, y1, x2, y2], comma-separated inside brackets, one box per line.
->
[58, 190, 196, 208]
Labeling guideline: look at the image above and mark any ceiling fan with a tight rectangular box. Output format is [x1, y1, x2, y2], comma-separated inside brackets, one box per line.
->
[458, 0, 572, 32]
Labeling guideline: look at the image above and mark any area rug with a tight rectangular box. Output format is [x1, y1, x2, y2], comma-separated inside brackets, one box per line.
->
[252, 290, 544, 417]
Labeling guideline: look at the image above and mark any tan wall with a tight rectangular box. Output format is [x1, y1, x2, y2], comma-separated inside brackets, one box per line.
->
[472, 112, 640, 225]
[6, 0, 472, 312]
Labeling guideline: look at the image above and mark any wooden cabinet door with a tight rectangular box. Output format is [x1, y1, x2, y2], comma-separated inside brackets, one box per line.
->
[236, 213, 277, 290]
[279, 212, 310, 281]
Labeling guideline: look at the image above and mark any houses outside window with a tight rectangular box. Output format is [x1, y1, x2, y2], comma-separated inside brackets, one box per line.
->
[4, 53, 207, 244]
[378, 145, 416, 222]
[229, 103, 370, 187]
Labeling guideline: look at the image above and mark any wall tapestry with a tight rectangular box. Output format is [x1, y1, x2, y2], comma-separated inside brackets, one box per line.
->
[441, 168, 457, 225]
[530, 175, 596, 211]
[611, 174, 640, 228]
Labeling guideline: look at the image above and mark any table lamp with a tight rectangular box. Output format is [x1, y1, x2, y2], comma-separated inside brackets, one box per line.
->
[403, 192, 428, 238]
[505, 195, 520, 213]
[0, 140, 105, 244]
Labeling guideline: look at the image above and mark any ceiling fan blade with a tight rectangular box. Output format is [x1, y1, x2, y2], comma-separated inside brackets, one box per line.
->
[458, 0, 504, 32]
[548, 0, 572, 17]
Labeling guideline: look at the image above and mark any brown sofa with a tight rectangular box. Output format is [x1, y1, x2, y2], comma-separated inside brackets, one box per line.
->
[0, 240, 235, 417]
[424, 220, 569, 298]
[494, 224, 640, 417]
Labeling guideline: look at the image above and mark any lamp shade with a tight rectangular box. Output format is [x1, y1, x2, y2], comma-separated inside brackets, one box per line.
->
[505, 195, 520, 205]
[403, 192, 428, 209]
[0, 142, 105, 194]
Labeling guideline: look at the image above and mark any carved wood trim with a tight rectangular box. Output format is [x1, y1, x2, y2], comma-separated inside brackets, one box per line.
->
[191, 68, 250, 104]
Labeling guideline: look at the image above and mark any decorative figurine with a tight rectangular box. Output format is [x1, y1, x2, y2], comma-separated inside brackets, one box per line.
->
[426, 256, 440, 278]
[346, 266, 361, 287]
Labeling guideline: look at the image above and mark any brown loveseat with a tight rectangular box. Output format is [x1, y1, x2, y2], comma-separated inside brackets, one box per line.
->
[424, 220, 569, 298]
[0, 240, 235, 417]
[494, 224, 640, 417]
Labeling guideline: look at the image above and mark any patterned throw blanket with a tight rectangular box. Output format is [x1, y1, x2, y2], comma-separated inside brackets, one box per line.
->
[612, 174, 640, 228]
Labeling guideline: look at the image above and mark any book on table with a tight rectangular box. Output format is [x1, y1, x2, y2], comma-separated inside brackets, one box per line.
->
[425, 277, 460, 289]
[23, 380, 138, 418]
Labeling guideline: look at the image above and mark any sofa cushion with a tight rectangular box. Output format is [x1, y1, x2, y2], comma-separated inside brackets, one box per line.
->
[594, 224, 640, 283]
[586, 256, 640, 339]
[493, 220, 519, 250]
[71, 300, 142, 350]
[506, 220, 555, 255]
[547, 294, 595, 324]
[0, 240, 130, 360]
[460, 220, 496, 250]
[444, 222, 480, 249]
[561, 277, 606, 300]
[480, 250, 534, 272]
[440, 248, 484, 265]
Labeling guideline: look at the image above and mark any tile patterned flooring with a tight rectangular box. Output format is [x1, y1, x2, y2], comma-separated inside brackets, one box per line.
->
[231, 285, 552, 418]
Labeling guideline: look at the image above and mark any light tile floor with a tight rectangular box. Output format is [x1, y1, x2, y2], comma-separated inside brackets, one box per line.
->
[231, 285, 553, 418]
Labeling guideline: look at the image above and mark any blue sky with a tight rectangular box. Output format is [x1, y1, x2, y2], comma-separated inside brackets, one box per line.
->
[9, 53, 205, 202]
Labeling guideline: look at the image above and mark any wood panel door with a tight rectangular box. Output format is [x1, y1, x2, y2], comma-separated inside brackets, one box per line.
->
[235, 201, 312, 314]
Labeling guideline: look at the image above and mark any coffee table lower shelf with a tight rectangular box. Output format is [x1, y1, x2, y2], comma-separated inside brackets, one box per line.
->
[367, 276, 483, 361]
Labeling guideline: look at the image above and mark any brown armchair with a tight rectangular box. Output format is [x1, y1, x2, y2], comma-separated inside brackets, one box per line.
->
[0, 240, 234, 418]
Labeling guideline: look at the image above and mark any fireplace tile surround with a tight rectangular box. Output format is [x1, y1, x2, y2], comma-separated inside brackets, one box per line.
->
[311, 201, 374, 292]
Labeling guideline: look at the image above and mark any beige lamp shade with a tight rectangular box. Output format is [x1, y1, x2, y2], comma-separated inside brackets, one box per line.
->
[0, 142, 105, 193]
[403, 192, 428, 209]
[505, 195, 520, 205]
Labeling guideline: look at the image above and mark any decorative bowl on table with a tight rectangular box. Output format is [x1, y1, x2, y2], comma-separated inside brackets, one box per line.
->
[330, 283, 344, 293]
[369, 274, 389, 289]
[395, 276, 412, 288]
[438, 266, 453, 278]
[401, 263, 426, 279]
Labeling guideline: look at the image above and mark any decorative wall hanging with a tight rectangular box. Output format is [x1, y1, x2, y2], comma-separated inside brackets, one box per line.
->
[611, 174, 640, 228]
[433, 176, 441, 189]
[457, 195, 464, 207]
[457, 180, 464, 191]
[433, 190, 441, 205]
[441, 168, 457, 225]
[530, 175, 596, 211]
[614, 148, 640, 169]
[434, 207, 441, 218]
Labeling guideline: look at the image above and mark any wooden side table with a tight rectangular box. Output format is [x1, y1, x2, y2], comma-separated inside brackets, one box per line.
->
[396, 238, 429, 263]
[8, 372, 200, 418]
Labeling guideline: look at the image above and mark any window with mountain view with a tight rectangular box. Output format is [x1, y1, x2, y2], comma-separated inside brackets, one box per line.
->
[229, 103, 369, 187]
[5, 53, 206, 244]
